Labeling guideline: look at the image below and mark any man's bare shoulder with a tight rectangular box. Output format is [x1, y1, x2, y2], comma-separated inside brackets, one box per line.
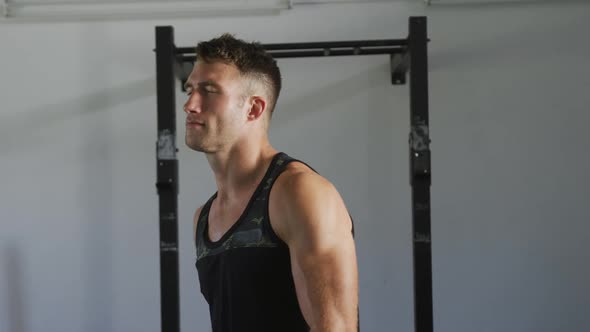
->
[274, 161, 333, 194]
[270, 161, 350, 240]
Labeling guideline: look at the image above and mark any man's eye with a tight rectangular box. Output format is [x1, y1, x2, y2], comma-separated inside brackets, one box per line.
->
[200, 87, 215, 94]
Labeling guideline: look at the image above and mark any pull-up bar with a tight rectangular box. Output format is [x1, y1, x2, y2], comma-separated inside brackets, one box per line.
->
[177, 39, 406, 62]
[177, 38, 407, 53]
[174, 36, 411, 85]
[154, 15, 432, 332]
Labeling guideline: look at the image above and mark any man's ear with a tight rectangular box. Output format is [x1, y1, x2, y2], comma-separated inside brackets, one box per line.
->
[247, 96, 267, 122]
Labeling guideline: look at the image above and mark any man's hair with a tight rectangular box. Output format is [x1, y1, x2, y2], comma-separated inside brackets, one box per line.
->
[195, 33, 282, 116]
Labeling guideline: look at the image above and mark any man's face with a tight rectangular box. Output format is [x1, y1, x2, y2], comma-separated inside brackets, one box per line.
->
[183, 61, 249, 153]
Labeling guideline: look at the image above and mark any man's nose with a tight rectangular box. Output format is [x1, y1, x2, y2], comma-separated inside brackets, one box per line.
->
[183, 93, 202, 113]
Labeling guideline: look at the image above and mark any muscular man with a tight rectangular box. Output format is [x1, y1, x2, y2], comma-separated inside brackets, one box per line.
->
[185, 34, 358, 332]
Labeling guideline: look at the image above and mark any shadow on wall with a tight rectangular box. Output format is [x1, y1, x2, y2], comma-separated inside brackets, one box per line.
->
[272, 62, 390, 129]
[1, 242, 27, 332]
[0, 78, 154, 155]
[428, 7, 588, 71]
[79, 25, 115, 332]
[0, 61, 394, 155]
[426, 0, 588, 10]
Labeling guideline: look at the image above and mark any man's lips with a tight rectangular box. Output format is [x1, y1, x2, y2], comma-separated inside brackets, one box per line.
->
[186, 120, 205, 127]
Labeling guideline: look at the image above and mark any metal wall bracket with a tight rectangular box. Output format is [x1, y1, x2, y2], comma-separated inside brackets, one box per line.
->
[391, 52, 409, 85]
[174, 57, 193, 92]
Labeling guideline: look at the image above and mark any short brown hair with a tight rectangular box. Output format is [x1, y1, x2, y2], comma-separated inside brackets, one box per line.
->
[195, 33, 282, 115]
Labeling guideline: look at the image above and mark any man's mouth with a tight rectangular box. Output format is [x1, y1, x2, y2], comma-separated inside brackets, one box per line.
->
[186, 121, 205, 127]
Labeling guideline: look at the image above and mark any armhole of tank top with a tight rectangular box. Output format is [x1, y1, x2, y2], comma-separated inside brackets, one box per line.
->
[195, 193, 216, 246]
[263, 158, 318, 246]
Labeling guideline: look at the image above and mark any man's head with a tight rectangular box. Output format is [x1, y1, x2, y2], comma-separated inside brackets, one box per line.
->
[183, 33, 282, 153]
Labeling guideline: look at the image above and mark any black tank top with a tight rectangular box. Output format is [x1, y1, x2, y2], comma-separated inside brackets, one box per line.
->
[194, 152, 312, 332]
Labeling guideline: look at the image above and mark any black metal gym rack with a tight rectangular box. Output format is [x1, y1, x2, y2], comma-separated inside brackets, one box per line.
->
[154, 15, 432, 332]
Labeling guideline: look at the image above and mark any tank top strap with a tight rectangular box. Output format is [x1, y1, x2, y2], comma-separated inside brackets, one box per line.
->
[194, 192, 217, 248]
[254, 152, 319, 202]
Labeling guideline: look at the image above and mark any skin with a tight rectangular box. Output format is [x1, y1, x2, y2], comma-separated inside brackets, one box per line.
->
[185, 60, 358, 331]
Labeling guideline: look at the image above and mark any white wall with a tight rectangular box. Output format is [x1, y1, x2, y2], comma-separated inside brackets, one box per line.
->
[1, 1, 589, 332]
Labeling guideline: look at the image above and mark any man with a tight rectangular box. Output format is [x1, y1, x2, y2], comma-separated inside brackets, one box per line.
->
[185, 33, 358, 332]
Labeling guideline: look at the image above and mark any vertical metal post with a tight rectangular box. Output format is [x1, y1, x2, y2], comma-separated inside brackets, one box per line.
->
[155, 26, 180, 332]
[408, 16, 433, 332]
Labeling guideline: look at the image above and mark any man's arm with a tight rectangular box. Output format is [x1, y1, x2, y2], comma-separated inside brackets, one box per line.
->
[273, 170, 359, 331]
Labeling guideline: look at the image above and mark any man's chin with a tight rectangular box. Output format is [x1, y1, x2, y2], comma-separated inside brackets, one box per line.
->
[186, 142, 213, 153]
[185, 139, 203, 152]
[187, 145, 205, 152]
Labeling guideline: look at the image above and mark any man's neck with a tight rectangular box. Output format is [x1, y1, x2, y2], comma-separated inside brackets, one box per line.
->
[206, 143, 277, 205]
